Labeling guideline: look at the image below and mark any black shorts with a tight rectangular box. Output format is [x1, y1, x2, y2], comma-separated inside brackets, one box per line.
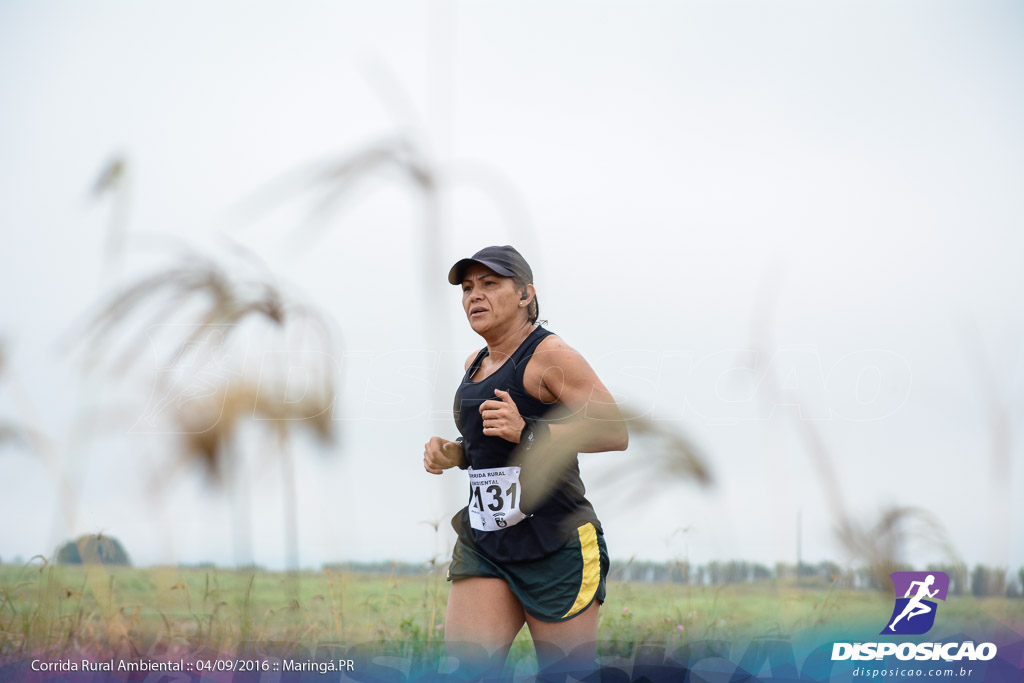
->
[446, 522, 609, 623]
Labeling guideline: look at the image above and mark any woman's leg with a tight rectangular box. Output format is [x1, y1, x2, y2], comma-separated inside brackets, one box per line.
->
[525, 600, 600, 675]
[445, 577, 527, 677]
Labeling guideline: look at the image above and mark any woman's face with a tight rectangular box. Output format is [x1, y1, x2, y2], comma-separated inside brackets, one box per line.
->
[461, 263, 523, 334]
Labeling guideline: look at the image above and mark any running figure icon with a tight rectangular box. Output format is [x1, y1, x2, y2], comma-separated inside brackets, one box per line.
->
[888, 574, 939, 632]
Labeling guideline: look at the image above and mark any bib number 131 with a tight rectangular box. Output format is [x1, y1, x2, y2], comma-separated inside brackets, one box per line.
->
[467, 466, 528, 532]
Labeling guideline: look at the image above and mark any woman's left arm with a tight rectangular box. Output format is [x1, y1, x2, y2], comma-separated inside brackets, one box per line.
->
[537, 341, 628, 453]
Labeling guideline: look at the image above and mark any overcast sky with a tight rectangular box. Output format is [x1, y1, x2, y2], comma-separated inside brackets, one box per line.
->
[1, 1, 1022, 573]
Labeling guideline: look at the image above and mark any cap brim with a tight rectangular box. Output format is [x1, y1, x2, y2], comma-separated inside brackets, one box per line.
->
[447, 258, 516, 285]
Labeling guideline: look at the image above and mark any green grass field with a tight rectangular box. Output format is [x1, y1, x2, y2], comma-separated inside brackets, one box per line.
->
[1, 561, 1021, 670]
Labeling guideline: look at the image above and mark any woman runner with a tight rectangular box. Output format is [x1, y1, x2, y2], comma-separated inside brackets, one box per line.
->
[423, 245, 629, 678]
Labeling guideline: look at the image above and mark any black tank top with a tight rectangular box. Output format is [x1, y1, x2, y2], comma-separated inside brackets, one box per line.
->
[451, 325, 602, 562]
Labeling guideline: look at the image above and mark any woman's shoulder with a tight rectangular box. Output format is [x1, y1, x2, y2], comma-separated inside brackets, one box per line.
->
[533, 332, 575, 359]
[528, 332, 592, 375]
[463, 347, 485, 371]
[522, 332, 596, 405]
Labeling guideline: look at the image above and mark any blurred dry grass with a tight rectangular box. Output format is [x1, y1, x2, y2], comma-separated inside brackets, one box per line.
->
[835, 507, 962, 591]
[172, 379, 334, 479]
[90, 153, 131, 283]
[225, 137, 437, 258]
[71, 246, 285, 375]
[515, 405, 713, 515]
[0, 337, 79, 532]
[65, 242, 337, 476]
[747, 268, 962, 591]
[50, 233, 340, 578]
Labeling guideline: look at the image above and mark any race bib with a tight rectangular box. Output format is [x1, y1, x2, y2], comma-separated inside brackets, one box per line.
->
[467, 466, 529, 532]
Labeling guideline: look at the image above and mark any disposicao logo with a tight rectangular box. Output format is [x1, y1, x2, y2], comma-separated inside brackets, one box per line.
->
[832, 570, 998, 662]
[882, 571, 948, 635]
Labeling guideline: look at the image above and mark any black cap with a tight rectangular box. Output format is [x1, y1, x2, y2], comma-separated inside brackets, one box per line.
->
[447, 245, 534, 285]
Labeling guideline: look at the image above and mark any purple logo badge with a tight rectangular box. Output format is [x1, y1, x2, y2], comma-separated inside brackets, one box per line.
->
[881, 571, 949, 635]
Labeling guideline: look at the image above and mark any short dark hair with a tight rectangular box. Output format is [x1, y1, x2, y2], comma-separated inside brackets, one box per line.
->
[512, 275, 540, 325]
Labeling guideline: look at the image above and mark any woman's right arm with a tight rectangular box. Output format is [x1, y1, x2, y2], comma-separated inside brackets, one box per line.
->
[422, 350, 478, 475]
[423, 437, 464, 474]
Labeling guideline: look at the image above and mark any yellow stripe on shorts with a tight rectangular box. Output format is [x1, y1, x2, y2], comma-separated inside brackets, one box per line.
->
[562, 522, 600, 619]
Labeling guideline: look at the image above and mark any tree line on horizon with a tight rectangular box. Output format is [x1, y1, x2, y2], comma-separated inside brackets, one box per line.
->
[3, 534, 1019, 599]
